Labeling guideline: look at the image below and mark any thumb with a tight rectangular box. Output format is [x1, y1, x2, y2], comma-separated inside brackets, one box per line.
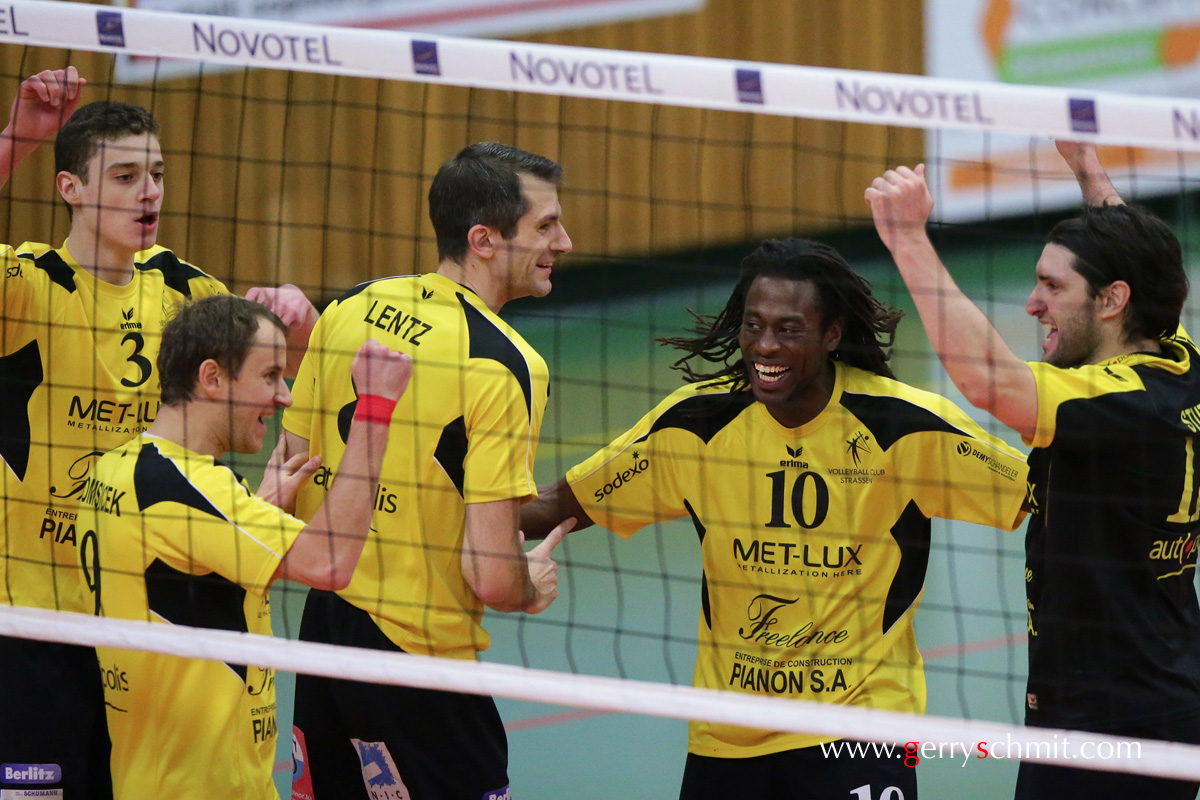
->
[534, 516, 576, 556]
[915, 163, 926, 178]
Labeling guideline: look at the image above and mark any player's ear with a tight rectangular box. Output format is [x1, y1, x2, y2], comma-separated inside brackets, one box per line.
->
[1097, 280, 1131, 321]
[823, 316, 845, 353]
[195, 358, 227, 399]
[56, 171, 84, 209]
[466, 223, 497, 260]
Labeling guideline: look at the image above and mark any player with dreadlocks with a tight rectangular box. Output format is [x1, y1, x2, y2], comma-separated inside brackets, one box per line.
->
[522, 237, 1029, 799]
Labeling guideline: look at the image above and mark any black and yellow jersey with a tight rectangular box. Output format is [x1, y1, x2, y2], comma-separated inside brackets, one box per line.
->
[283, 272, 548, 659]
[0, 243, 227, 613]
[1023, 329, 1200, 730]
[77, 434, 304, 800]
[567, 362, 1028, 758]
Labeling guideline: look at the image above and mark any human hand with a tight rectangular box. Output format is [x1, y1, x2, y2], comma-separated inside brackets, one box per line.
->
[3, 67, 86, 155]
[865, 164, 934, 252]
[520, 516, 574, 614]
[350, 340, 413, 402]
[258, 432, 321, 514]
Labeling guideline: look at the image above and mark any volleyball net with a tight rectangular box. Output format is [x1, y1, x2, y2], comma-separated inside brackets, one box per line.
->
[1, 0, 1199, 791]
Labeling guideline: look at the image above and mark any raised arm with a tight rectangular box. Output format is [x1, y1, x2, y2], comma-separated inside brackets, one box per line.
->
[1056, 140, 1123, 207]
[244, 284, 318, 379]
[866, 165, 1038, 440]
[0, 67, 85, 189]
[272, 340, 411, 589]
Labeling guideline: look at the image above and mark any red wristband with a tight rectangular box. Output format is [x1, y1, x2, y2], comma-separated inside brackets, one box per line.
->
[353, 394, 397, 426]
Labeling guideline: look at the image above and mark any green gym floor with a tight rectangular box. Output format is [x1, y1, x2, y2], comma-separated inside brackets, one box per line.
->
[252, 231, 1200, 799]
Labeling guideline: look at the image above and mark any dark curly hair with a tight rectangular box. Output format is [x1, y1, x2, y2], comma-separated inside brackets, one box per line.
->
[660, 238, 903, 389]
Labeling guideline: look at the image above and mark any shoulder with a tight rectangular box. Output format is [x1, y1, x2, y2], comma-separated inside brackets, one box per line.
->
[839, 367, 978, 450]
[6, 242, 72, 295]
[640, 381, 755, 444]
[129, 439, 234, 520]
[135, 245, 227, 297]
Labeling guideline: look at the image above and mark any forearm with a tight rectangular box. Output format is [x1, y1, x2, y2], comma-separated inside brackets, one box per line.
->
[889, 234, 1028, 412]
[284, 302, 316, 379]
[463, 498, 539, 612]
[521, 478, 593, 540]
[0, 131, 36, 191]
[285, 409, 389, 588]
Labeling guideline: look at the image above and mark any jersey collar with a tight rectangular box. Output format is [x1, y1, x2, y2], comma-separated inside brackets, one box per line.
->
[752, 360, 847, 437]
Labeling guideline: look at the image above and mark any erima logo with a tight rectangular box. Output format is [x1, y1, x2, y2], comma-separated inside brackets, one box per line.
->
[421, 287, 434, 300]
[120, 308, 140, 330]
[780, 444, 807, 469]
[1069, 97, 1098, 134]
[593, 452, 649, 502]
[121, 308, 134, 320]
[1, 763, 62, 784]
[412, 40, 441, 76]
[96, 10, 125, 48]
[736, 69, 764, 104]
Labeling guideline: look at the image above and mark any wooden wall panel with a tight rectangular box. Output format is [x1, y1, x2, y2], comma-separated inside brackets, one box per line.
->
[0, 0, 922, 294]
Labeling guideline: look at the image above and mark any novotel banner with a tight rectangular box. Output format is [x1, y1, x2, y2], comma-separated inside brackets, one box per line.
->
[116, 0, 703, 81]
[3, 1, 1200, 157]
[926, 0, 1200, 221]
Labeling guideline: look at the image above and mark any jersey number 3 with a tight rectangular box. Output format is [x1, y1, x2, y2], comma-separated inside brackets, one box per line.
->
[120, 332, 153, 388]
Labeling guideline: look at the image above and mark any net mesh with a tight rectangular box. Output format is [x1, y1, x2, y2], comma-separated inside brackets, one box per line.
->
[1, 2, 1199, 797]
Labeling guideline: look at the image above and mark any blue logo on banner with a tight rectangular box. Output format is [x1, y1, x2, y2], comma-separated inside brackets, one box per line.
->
[1069, 98, 1098, 133]
[736, 69, 764, 104]
[2, 763, 62, 784]
[96, 10, 125, 48]
[412, 40, 441, 76]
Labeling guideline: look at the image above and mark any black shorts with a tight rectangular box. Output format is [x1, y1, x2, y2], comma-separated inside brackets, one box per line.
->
[291, 590, 509, 800]
[679, 742, 918, 800]
[0, 635, 112, 800]
[1015, 714, 1200, 800]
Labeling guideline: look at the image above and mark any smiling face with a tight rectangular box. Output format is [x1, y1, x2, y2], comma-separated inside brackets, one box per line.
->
[60, 131, 164, 259]
[1025, 243, 1102, 368]
[498, 174, 572, 303]
[225, 320, 291, 455]
[738, 275, 843, 428]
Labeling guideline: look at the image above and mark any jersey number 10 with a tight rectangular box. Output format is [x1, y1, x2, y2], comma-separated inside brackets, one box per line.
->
[764, 470, 829, 529]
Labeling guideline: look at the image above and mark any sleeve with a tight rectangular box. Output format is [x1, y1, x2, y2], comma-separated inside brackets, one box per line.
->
[183, 260, 230, 299]
[566, 392, 696, 538]
[282, 312, 324, 439]
[0, 244, 37, 356]
[461, 352, 548, 504]
[1024, 360, 1144, 450]
[898, 397, 1030, 531]
[152, 465, 306, 597]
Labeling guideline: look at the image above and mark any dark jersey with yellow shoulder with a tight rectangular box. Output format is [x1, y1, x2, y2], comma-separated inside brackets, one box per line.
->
[0, 242, 227, 613]
[77, 434, 304, 800]
[1023, 329, 1200, 730]
[283, 272, 548, 659]
[567, 362, 1028, 758]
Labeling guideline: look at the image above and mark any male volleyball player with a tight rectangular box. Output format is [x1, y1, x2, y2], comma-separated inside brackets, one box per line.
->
[521, 237, 1029, 799]
[76, 295, 410, 799]
[867, 144, 1200, 799]
[282, 142, 574, 799]
[0, 68, 318, 798]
